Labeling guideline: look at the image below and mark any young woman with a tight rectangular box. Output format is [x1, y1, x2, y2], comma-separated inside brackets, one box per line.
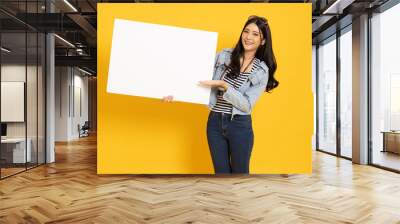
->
[163, 15, 278, 174]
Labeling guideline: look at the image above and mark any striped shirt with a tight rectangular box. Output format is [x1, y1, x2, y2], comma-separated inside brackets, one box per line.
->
[211, 58, 261, 114]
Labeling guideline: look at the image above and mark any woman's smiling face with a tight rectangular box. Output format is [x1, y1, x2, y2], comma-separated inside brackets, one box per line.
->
[241, 23, 265, 52]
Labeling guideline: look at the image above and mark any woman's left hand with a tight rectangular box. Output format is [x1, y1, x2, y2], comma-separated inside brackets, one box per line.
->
[198, 80, 228, 91]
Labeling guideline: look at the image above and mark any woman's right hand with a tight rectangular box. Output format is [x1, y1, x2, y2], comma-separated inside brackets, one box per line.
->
[161, 95, 174, 103]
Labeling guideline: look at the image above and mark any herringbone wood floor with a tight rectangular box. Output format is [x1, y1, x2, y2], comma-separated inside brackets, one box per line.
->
[1, 134, 400, 224]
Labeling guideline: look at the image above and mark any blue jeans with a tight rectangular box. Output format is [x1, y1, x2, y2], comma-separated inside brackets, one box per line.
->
[206, 111, 254, 174]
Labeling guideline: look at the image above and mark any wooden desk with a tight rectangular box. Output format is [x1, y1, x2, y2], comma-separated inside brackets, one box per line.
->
[381, 131, 400, 154]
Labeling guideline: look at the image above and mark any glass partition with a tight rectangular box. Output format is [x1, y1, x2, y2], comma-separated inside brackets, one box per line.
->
[1, 30, 28, 177]
[0, 1, 46, 179]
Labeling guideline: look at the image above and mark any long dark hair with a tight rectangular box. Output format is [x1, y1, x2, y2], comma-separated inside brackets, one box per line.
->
[226, 15, 278, 92]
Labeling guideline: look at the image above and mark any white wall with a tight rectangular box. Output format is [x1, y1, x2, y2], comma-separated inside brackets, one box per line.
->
[1, 63, 46, 164]
[55, 67, 89, 141]
[75, 71, 89, 139]
[1, 65, 38, 138]
[55, 67, 69, 141]
[1, 65, 25, 134]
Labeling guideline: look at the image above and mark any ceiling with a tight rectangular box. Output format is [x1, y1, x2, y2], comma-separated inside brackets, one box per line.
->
[0, 0, 395, 75]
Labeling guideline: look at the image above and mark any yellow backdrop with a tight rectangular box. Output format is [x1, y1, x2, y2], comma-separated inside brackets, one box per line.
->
[97, 3, 312, 174]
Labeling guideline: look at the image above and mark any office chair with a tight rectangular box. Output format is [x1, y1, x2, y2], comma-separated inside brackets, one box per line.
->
[79, 121, 90, 138]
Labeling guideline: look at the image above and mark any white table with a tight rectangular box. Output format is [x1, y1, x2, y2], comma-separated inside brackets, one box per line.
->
[1, 138, 31, 163]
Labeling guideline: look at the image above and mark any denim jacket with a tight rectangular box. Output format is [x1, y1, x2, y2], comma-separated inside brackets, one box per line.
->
[208, 48, 269, 120]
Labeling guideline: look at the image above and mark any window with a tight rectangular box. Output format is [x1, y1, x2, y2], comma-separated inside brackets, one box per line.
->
[371, 2, 400, 171]
[317, 36, 337, 154]
[339, 28, 352, 158]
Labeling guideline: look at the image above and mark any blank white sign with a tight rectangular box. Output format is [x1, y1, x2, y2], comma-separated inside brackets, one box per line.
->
[1, 82, 24, 122]
[106, 19, 218, 105]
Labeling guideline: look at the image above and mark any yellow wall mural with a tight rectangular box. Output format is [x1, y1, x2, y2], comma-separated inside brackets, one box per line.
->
[97, 3, 312, 174]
